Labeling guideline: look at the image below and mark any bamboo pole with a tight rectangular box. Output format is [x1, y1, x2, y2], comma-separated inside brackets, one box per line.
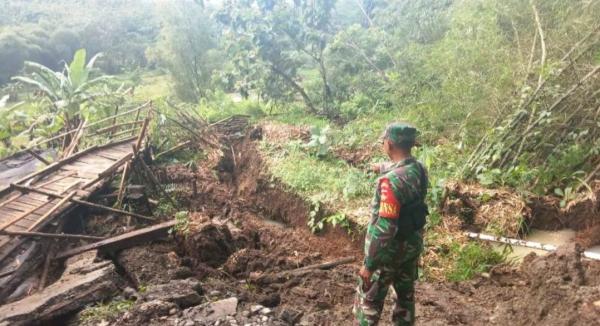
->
[131, 106, 143, 136]
[9, 102, 150, 156]
[136, 157, 176, 206]
[1, 230, 105, 241]
[26, 149, 50, 165]
[63, 120, 87, 158]
[109, 128, 139, 140]
[116, 162, 130, 207]
[155, 140, 192, 159]
[12, 184, 155, 222]
[465, 232, 600, 261]
[91, 120, 144, 136]
[134, 118, 150, 153]
[108, 106, 120, 139]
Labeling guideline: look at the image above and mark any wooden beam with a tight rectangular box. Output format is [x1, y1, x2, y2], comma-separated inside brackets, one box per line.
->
[12, 184, 155, 222]
[54, 220, 177, 259]
[26, 149, 51, 165]
[1, 230, 105, 241]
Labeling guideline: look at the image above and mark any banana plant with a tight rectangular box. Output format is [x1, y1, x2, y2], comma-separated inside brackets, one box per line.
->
[12, 49, 115, 130]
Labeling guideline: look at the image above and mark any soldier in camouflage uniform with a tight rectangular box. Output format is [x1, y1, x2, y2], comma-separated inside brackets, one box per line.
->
[354, 123, 429, 326]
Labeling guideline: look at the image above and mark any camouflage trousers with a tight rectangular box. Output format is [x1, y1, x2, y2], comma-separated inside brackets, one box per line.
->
[353, 231, 423, 326]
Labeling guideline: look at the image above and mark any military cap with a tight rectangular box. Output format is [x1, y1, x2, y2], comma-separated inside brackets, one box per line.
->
[382, 122, 418, 147]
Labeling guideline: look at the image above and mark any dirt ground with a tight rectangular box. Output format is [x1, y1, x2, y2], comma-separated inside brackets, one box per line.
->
[67, 122, 600, 326]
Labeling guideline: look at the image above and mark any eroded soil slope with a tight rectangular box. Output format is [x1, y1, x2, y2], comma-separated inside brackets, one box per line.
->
[74, 121, 600, 326]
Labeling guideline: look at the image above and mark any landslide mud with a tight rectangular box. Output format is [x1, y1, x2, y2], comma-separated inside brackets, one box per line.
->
[74, 122, 600, 326]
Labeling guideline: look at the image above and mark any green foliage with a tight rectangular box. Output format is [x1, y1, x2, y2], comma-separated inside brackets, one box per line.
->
[154, 198, 176, 218]
[12, 49, 121, 129]
[305, 125, 332, 157]
[149, 1, 222, 102]
[446, 242, 506, 282]
[171, 210, 190, 236]
[308, 211, 351, 234]
[263, 140, 372, 208]
[554, 187, 576, 208]
[79, 299, 135, 324]
[0, 0, 158, 84]
[217, 0, 337, 116]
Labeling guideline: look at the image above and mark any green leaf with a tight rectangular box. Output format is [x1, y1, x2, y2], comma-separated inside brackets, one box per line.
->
[69, 49, 88, 89]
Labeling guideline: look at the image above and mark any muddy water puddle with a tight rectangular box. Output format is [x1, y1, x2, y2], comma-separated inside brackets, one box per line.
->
[495, 229, 577, 261]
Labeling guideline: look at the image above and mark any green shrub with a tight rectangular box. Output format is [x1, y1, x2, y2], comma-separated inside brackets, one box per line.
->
[446, 242, 505, 281]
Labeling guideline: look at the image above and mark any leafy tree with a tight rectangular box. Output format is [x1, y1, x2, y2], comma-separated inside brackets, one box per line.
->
[150, 0, 221, 102]
[12, 49, 117, 130]
[218, 0, 337, 117]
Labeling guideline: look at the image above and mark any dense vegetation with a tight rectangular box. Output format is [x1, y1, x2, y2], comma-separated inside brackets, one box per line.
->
[1, 0, 599, 281]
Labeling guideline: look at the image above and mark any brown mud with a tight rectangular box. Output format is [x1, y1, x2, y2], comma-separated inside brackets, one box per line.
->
[68, 122, 600, 325]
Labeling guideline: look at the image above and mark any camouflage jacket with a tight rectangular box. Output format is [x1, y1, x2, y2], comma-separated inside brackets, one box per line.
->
[364, 157, 428, 271]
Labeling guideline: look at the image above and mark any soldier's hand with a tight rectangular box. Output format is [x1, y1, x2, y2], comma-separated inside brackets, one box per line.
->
[370, 163, 381, 174]
[359, 266, 373, 290]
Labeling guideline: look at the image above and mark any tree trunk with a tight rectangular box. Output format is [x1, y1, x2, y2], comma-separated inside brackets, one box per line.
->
[270, 64, 319, 115]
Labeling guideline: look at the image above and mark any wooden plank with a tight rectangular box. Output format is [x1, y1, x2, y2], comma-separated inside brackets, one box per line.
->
[0, 201, 51, 231]
[55, 220, 177, 259]
[83, 153, 133, 189]
[76, 155, 115, 166]
[13, 219, 35, 229]
[56, 168, 98, 180]
[0, 207, 32, 218]
[7, 201, 39, 211]
[101, 149, 132, 158]
[3, 203, 53, 217]
[12, 145, 100, 186]
[34, 172, 78, 189]
[28, 192, 76, 231]
[63, 162, 104, 172]
[0, 193, 22, 209]
[94, 152, 121, 161]
[12, 184, 155, 222]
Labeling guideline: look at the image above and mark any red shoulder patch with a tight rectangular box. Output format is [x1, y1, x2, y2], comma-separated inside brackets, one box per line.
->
[378, 178, 400, 218]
